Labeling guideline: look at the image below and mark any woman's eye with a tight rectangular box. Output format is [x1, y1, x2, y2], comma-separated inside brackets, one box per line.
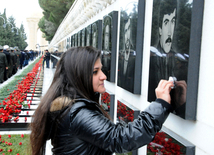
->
[93, 70, 98, 74]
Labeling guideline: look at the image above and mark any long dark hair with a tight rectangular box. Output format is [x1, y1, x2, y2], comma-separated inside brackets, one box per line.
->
[30, 46, 110, 155]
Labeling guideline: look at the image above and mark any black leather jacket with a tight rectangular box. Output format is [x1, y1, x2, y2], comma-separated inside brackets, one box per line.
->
[48, 98, 173, 155]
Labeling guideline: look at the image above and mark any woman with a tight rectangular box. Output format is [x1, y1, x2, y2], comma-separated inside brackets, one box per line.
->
[30, 46, 173, 155]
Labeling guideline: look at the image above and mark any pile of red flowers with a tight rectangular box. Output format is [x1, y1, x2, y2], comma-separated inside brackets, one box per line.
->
[0, 58, 43, 123]
[147, 132, 184, 155]
[117, 100, 134, 123]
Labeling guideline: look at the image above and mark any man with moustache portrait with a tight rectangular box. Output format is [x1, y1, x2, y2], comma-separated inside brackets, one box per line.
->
[148, 0, 178, 102]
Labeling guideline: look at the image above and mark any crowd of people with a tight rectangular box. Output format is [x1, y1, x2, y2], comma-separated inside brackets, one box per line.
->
[0, 45, 41, 84]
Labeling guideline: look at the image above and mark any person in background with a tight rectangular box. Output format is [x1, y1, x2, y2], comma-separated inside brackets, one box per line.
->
[30, 46, 173, 155]
[0, 45, 8, 83]
[9, 47, 17, 75]
[3, 45, 10, 80]
[19, 50, 25, 69]
[23, 50, 29, 67]
[44, 49, 50, 68]
[8, 47, 15, 77]
[14, 47, 21, 70]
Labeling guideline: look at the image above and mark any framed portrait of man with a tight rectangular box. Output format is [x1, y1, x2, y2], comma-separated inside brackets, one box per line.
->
[74, 33, 78, 47]
[92, 22, 98, 49]
[81, 28, 86, 47]
[148, 0, 204, 120]
[86, 25, 92, 46]
[71, 35, 75, 47]
[101, 11, 118, 82]
[70, 36, 73, 47]
[73, 34, 76, 47]
[117, 0, 139, 93]
[66, 37, 70, 49]
[78, 31, 81, 47]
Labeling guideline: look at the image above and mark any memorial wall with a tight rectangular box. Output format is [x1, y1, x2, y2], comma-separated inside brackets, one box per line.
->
[48, 0, 214, 154]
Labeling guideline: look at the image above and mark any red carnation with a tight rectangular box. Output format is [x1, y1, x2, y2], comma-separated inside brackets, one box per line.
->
[8, 149, 12, 152]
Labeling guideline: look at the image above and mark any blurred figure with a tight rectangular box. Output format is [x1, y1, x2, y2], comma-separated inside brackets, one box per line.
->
[0, 45, 8, 83]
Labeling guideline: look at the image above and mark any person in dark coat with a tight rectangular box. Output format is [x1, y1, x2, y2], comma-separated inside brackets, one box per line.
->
[23, 50, 30, 67]
[44, 49, 51, 68]
[14, 47, 21, 70]
[0, 45, 8, 83]
[3, 46, 10, 80]
[30, 46, 174, 155]
[9, 47, 17, 75]
[19, 50, 25, 69]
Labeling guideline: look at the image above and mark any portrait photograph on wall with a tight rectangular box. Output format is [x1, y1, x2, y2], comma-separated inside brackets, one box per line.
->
[66, 37, 70, 50]
[147, 126, 195, 155]
[81, 28, 86, 47]
[78, 31, 81, 47]
[72, 34, 76, 47]
[116, 99, 140, 155]
[70, 36, 73, 47]
[91, 21, 99, 49]
[101, 11, 118, 82]
[117, 0, 139, 93]
[86, 25, 92, 46]
[147, 0, 204, 120]
[74, 33, 78, 47]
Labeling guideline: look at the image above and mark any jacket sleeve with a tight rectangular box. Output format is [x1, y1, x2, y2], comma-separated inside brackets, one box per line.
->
[70, 99, 173, 153]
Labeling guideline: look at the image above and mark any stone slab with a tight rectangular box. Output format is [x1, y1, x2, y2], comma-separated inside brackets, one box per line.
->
[13, 110, 35, 117]
[30, 86, 43, 89]
[23, 100, 40, 105]
[26, 97, 41, 101]
[22, 105, 38, 110]
[0, 117, 32, 130]
[30, 88, 43, 91]
[27, 90, 42, 94]
[27, 93, 42, 97]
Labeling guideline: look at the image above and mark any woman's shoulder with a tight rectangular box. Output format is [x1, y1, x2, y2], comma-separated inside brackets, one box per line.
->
[50, 96, 72, 112]
[50, 96, 99, 113]
[71, 98, 99, 112]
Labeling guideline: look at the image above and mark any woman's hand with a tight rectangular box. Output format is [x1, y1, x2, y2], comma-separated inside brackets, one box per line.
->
[155, 80, 174, 104]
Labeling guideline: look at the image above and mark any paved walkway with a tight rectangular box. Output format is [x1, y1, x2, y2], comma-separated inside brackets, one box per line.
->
[43, 66, 55, 154]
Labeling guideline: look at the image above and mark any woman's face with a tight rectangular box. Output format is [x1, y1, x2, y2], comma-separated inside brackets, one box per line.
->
[93, 58, 107, 93]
